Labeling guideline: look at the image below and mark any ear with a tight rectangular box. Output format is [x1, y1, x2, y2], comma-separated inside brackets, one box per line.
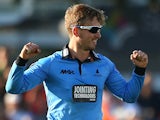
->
[72, 27, 79, 37]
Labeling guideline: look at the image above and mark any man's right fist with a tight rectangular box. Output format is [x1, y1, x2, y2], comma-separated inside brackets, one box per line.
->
[19, 42, 41, 60]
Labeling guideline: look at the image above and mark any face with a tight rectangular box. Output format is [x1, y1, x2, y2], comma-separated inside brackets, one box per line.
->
[76, 17, 102, 51]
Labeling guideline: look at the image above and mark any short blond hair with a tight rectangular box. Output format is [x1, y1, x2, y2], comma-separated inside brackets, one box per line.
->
[64, 4, 106, 36]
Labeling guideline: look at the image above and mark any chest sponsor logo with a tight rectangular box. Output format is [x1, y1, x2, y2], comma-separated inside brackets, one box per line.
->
[60, 69, 75, 74]
[72, 85, 97, 102]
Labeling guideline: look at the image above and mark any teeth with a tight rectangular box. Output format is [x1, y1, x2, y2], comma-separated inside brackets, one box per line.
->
[93, 40, 97, 43]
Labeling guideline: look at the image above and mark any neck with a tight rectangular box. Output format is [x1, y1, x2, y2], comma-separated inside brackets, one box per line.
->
[68, 42, 90, 62]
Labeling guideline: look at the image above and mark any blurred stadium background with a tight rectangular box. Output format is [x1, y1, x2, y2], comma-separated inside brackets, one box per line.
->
[0, 0, 160, 120]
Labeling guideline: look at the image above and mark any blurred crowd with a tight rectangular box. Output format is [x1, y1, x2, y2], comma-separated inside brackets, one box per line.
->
[1, 0, 160, 120]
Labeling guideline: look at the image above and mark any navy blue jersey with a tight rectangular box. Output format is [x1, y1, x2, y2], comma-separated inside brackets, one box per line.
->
[6, 48, 145, 120]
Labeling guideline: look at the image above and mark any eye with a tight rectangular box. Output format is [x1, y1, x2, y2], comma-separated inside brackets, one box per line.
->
[89, 27, 101, 33]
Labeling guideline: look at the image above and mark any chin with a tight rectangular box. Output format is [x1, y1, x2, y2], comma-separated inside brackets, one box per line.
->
[90, 46, 96, 51]
[85, 44, 96, 51]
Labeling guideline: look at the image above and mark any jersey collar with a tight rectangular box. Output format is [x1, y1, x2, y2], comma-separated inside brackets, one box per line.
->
[62, 44, 100, 62]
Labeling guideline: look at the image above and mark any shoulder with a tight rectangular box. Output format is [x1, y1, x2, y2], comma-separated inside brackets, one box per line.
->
[95, 53, 118, 75]
[36, 51, 62, 65]
[97, 53, 114, 64]
[96, 53, 116, 69]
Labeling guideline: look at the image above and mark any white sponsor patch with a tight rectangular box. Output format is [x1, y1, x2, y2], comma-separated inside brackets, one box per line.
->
[72, 85, 97, 102]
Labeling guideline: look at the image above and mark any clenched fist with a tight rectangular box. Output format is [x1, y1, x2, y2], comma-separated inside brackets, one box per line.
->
[130, 50, 148, 68]
[19, 42, 41, 60]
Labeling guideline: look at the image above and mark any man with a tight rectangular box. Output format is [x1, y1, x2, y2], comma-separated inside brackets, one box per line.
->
[6, 4, 148, 120]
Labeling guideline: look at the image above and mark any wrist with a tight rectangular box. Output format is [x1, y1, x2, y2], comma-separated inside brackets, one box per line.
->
[134, 66, 146, 75]
[16, 56, 28, 66]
